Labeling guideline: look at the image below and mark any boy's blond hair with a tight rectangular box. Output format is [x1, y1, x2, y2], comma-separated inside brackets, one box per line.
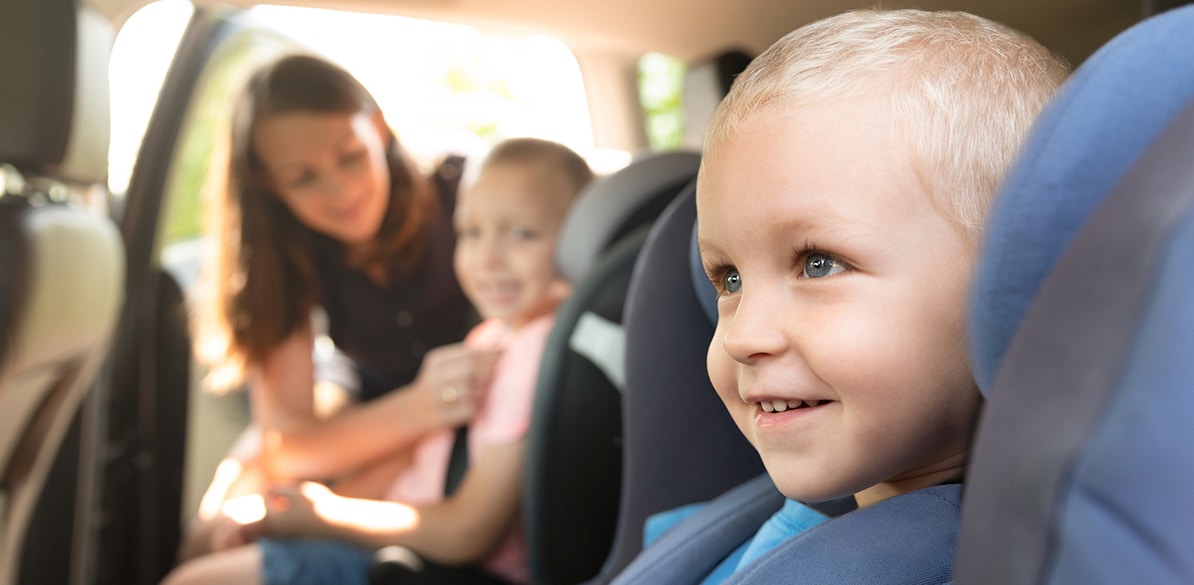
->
[704, 9, 1069, 241]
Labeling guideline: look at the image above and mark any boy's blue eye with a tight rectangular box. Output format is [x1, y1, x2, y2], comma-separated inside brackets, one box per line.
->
[725, 268, 742, 293]
[803, 253, 845, 278]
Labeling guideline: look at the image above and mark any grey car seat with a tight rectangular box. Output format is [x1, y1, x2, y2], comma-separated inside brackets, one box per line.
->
[525, 149, 701, 585]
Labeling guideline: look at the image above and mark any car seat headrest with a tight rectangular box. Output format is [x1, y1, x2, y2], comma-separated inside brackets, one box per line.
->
[557, 150, 700, 282]
[682, 49, 754, 149]
[0, 0, 112, 184]
[968, 4, 1194, 394]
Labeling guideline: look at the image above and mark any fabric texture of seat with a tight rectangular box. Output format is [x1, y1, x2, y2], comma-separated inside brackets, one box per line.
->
[610, 473, 960, 585]
[956, 6, 1194, 584]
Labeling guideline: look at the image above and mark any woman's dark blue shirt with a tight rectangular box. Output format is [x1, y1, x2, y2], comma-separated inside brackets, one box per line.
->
[311, 156, 475, 402]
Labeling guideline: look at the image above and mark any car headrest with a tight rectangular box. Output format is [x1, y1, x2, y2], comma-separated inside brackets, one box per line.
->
[558, 150, 701, 282]
[968, 4, 1194, 394]
[0, 0, 112, 184]
[682, 49, 754, 149]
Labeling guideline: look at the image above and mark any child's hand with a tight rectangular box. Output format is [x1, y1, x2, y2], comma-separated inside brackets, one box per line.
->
[413, 343, 501, 429]
[257, 482, 333, 539]
[207, 493, 268, 552]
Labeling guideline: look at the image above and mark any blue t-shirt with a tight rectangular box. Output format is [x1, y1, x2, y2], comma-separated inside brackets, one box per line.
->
[644, 499, 829, 585]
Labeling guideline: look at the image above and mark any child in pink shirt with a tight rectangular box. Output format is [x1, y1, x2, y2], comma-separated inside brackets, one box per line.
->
[161, 137, 591, 585]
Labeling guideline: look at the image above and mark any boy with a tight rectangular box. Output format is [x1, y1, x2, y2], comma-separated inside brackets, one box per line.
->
[616, 9, 1068, 584]
[163, 138, 591, 585]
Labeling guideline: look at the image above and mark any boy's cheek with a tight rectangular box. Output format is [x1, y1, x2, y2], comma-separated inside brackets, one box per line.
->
[706, 341, 742, 411]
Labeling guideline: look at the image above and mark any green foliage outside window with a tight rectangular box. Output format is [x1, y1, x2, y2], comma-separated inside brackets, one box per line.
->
[638, 53, 686, 151]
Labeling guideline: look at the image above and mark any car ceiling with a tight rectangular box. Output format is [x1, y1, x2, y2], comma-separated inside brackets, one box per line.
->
[90, 0, 1141, 65]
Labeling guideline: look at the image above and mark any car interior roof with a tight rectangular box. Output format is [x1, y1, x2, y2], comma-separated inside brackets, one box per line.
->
[87, 0, 1142, 65]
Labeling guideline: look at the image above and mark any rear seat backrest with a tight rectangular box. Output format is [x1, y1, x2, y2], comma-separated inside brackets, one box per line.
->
[0, 1, 121, 584]
[955, 6, 1194, 584]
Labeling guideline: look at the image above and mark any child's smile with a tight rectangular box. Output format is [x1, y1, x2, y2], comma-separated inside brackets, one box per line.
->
[697, 100, 983, 507]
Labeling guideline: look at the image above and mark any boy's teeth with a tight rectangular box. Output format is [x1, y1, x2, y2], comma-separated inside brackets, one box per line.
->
[761, 399, 830, 413]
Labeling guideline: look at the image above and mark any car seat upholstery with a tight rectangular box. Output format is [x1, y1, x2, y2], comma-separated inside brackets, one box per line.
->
[955, 6, 1194, 584]
[0, 1, 121, 584]
[524, 149, 701, 585]
[582, 183, 765, 585]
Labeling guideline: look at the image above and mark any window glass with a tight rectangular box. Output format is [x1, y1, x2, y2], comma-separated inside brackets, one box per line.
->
[109, 1, 595, 247]
[638, 52, 686, 151]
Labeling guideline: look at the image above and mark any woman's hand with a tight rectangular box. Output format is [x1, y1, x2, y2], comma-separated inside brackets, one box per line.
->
[411, 343, 501, 430]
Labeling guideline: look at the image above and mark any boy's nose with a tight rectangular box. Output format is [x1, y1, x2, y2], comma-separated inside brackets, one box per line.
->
[720, 288, 788, 363]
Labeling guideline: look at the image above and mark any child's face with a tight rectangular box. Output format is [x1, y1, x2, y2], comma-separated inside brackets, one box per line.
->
[253, 110, 391, 246]
[454, 163, 570, 328]
[697, 103, 982, 506]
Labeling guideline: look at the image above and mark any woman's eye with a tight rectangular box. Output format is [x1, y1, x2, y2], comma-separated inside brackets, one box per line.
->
[724, 268, 742, 293]
[287, 172, 317, 191]
[341, 151, 366, 167]
[803, 253, 845, 278]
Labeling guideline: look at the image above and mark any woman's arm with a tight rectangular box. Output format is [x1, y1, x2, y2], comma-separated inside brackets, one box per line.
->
[251, 328, 500, 482]
[260, 439, 525, 565]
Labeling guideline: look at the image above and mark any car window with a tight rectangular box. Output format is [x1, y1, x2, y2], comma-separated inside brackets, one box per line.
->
[638, 52, 686, 151]
[110, 0, 598, 253]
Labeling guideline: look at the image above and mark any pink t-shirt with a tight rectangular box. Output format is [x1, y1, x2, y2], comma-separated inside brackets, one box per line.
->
[384, 313, 554, 584]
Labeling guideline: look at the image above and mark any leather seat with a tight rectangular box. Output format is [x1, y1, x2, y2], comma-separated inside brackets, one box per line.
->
[0, 1, 122, 584]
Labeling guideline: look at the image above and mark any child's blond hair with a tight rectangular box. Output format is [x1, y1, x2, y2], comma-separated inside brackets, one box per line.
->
[704, 9, 1069, 241]
[473, 137, 593, 204]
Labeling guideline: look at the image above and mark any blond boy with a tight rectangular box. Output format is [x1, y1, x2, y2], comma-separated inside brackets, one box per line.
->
[617, 10, 1067, 585]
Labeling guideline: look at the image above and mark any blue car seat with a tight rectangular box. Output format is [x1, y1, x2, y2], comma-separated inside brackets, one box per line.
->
[955, 6, 1194, 584]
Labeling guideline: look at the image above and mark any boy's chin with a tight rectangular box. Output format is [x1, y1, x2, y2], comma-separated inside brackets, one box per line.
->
[761, 456, 861, 504]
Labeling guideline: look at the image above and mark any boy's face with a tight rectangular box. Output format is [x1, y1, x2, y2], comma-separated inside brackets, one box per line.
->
[697, 103, 982, 506]
[454, 163, 570, 328]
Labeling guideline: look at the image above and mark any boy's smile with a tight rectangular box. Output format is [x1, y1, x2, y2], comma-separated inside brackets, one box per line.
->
[697, 101, 983, 507]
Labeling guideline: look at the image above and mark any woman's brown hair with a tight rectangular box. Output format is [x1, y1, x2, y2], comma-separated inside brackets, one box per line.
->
[197, 54, 437, 388]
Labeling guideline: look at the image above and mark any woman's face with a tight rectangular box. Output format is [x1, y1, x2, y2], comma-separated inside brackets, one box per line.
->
[252, 110, 391, 246]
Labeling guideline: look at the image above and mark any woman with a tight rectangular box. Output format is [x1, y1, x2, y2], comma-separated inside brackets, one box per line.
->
[184, 54, 497, 559]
